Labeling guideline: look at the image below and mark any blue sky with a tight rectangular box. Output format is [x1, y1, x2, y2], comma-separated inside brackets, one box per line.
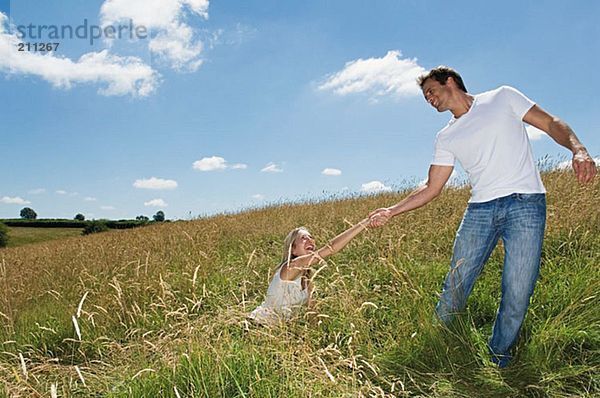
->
[1, 0, 598, 220]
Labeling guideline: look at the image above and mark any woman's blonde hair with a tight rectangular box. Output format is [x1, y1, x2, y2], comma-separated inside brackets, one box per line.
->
[276, 227, 310, 269]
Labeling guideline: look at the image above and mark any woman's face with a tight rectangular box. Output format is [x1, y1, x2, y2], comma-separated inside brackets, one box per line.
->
[291, 230, 315, 257]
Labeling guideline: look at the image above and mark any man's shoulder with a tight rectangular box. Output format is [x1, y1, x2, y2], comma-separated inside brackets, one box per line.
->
[476, 85, 528, 108]
[484, 86, 536, 117]
[477, 85, 512, 98]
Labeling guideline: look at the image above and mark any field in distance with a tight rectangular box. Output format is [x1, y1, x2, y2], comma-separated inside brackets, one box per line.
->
[5, 227, 83, 248]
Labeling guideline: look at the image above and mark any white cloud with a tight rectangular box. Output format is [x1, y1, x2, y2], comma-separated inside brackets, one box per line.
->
[0, 13, 159, 97]
[148, 24, 203, 71]
[318, 50, 425, 100]
[100, 0, 208, 30]
[133, 177, 178, 190]
[322, 168, 342, 176]
[193, 156, 227, 171]
[526, 125, 547, 141]
[556, 160, 570, 170]
[1, 196, 31, 205]
[261, 162, 283, 173]
[252, 194, 265, 200]
[193, 156, 246, 171]
[100, 0, 209, 71]
[100, 205, 115, 210]
[28, 188, 45, 194]
[84, 197, 97, 201]
[54, 189, 77, 196]
[360, 180, 392, 194]
[209, 23, 257, 49]
[144, 198, 168, 207]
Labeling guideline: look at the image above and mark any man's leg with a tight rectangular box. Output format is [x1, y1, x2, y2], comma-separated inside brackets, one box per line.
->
[436, 201, 500, 323]
[489, 194, 546, 367]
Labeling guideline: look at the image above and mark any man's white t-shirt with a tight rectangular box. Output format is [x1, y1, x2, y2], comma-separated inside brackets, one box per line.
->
[431, 85, 546, 203]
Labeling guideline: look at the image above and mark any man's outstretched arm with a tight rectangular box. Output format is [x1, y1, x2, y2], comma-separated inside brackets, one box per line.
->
[369, 164, 453, 227]
[524, 105, 596, 183]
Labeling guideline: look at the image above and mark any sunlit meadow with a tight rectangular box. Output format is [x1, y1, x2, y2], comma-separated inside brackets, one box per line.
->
[0, 170, 598, 397]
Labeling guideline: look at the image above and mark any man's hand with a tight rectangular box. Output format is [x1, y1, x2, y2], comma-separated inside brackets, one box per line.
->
[368, 208, 392, 228]
[572, 150, 597, 184]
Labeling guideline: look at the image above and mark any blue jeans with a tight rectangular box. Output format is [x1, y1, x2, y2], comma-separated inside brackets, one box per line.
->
[435, 193, 546, 367]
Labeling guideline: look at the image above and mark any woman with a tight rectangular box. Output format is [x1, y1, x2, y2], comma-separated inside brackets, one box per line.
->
[249, 218, 369, 325]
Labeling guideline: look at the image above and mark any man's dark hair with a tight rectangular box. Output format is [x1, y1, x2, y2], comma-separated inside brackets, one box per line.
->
[417, 66, 467, 93]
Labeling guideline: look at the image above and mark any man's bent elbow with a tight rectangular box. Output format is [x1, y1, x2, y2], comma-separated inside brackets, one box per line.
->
[425, 183, 444, 200]
[431, 188, 444, 200]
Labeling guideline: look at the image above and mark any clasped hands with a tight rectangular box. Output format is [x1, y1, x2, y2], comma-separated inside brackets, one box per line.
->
[368, 207, 392, 228]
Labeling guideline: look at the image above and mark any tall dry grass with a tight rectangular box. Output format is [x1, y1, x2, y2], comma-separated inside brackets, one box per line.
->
[0, 170, 598, 397]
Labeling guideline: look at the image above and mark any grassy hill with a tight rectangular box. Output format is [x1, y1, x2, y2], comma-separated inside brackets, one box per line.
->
[0, 171, 598, 397]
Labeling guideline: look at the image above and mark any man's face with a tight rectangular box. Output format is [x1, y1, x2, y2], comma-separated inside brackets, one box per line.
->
[422, 78, 451, 112]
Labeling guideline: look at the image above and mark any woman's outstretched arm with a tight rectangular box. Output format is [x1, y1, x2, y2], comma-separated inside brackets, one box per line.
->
[315, 218, 369, 260]
[284, 218, 369, 280]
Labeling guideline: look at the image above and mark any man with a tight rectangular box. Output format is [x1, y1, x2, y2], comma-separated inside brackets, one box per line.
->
[369, 66, 596, 367]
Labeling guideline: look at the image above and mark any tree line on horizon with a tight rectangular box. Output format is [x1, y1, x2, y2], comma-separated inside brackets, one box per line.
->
[16, 207, 165, 222]
[0, 209, 167, 246]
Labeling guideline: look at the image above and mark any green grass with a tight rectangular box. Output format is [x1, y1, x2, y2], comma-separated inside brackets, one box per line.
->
[4, 227, 84, 247]
[0, 171, 598, 397]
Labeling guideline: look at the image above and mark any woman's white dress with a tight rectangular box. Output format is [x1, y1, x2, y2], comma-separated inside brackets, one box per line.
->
[248, 266, 309, 325]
